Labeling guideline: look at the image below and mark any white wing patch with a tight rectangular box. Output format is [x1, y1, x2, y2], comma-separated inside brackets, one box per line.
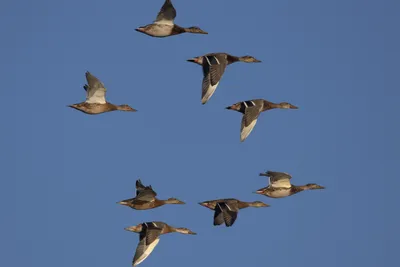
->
[133, 238, 160, 266]
[154, 19, 174, 26]
[85, 87, 106, 104]
[240, 119, 258, 142]
[201, 82, 219, 104]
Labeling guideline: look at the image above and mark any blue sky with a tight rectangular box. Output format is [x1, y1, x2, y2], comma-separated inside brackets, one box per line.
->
[2, 0, 399, 266]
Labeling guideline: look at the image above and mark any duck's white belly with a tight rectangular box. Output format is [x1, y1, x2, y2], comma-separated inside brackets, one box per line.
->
[267, 188, 292, 198]
[147, 24, 174, 37]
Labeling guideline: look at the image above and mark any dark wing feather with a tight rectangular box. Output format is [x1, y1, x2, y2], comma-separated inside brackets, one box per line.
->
[85, 71, 104, 90]
[240, 105, 261, 141]
[202, 55, 227, 86]
[135, 179, 157, 198]
[213, 204, 225, 226]
[155, 0, 176, 23]
[143, 225, 162, 245]
[201, 55, 228, 104]
[132, 228, 162, 266]
[215, 202, 239, 227]
[136, 189, 157, 202]
[242, 105, 261, 128]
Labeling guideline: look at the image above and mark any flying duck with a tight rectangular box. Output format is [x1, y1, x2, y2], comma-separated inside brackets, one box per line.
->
[125, 221, 196, 266]
[225, 99, 298, 142]
[117, 179, 185, 210]
[136, 0, 208, 37]
[68, 71, 136, 115]
[255, 171, 325, 198]
[198, 198, 269, 227]
[187, 53, 261, 104]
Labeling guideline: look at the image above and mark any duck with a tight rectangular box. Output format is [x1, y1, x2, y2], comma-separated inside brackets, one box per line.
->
[198, 198, 269, 227]
[117, 179, 185, 210]
[225, 99, 298, 142]
[187, 53, 261, 104]
[125, 221, 196, 266]
[135, 0, 207, 38]
[254, 171, 325, 198]
[68, 71, 137, 115]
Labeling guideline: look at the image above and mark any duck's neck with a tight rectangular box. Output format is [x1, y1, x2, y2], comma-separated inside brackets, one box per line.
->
[290, 185, 308, 195]
[153, 199, 167, 207]
[161, 199, 177, 204]
[165, 225, 184, 234]
[237, 201, 251, 209]
[262, 100, 280, 111]
[227, 55, 241, 64]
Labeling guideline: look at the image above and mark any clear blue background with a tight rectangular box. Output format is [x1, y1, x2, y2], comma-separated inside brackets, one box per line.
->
[2, 0, 399, 266]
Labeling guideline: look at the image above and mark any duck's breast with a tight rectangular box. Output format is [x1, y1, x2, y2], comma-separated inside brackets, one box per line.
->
[147, 24, 174, 37]
[267, 188, 292, 198]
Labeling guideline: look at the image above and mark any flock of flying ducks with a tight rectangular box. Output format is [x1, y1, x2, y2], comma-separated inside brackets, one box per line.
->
[67, 0, 325, 265]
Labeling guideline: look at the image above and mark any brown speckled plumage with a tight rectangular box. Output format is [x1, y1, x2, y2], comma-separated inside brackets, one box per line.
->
[117, 179, 185, 210]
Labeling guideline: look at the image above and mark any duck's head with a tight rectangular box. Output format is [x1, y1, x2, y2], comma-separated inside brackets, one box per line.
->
[305, 183, 325, 190]
[278, 102, 298, 109]
[117, 104, 137, 112]
[185, 26, 208, 35]
[174, 227, 197, 235]
[225, 102, 241, 111]
[239, 55, 262, 63]
[164, 198, 185, 204]
[249, 201, 270, 207]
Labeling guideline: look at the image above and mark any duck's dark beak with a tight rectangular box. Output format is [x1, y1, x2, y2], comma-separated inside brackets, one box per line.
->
[187, 58, 197, 63]
[290, 104, 299, 109]
[225, 105, 233, 110]
[254, 59, 262, 63]
[135, 27, 145, 33]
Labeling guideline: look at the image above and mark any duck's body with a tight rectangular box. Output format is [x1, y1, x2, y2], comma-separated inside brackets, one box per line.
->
[68, 71, 136, 115]
[226, 99, 298, 142]
[255, 171, 325, 198]
[117, 179, 185, 210]
[125, 221, 196, 266]
[136, 0, 207, 38]
[187, 53, 261, 104]
[198, 198, 269, 227]
[68, 102, 133, 115]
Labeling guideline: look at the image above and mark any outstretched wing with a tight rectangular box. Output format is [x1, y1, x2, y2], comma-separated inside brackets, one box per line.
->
[154, 0, 176, 25]
[135, 179, 157, 201]
[267, 171, 292, 188]
[240, 104, 261, 142]
[84, 71, 107, 104]
[214, 202, 239, 227]
[201, 54, 228, 104]
[132, 225, 162, 266]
